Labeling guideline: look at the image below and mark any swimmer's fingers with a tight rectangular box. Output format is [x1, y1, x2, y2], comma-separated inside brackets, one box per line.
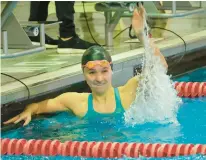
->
[4, 114, 31, 126]
[3, 115, 20, 124]
[140, 8, 146, 18]
[133, 7, 145, 21]
[14, 114, 27, 124]
[23, 117, 31, 126]
[133, 9, 139, 19]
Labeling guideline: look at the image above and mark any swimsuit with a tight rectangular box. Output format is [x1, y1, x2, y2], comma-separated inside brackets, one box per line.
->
[83, 88, 125, 119]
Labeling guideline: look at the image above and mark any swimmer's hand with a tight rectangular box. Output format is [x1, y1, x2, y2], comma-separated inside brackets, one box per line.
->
[132, 5, 168, 69]
[3, 111, 32, 126]
[132, 5, 146, 38]
[3, 104, 38, 126]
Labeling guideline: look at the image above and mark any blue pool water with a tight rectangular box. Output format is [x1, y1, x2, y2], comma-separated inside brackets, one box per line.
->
[2, 67, 206, 160]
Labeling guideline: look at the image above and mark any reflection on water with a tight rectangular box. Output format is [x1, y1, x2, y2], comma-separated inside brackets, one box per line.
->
[2, 97, 206, 159]
[2, 97, 206, 144]
[2, 112, 180, 142]
[174, 67, 206, 82]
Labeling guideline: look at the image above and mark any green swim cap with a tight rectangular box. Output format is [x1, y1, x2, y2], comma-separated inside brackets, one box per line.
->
[81, 45, 113, 69]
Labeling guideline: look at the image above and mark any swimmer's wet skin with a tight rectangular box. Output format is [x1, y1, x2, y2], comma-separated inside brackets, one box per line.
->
[3, 5, 168, 127]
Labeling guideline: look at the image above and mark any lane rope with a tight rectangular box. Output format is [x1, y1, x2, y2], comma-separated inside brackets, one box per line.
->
[1, 138, 206, 158]
[174, 82, 206, 98]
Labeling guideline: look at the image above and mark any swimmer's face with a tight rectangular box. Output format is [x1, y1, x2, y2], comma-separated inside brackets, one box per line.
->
[83, 60, 112, 94]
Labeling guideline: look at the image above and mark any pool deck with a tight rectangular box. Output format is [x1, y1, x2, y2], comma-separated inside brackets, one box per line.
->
[1, 2, 206, 105]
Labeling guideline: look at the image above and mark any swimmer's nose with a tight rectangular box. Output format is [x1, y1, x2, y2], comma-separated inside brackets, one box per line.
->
[95, 73, 103, 82]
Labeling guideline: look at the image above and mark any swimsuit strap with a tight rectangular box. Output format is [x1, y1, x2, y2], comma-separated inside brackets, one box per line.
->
[88, 93, 95, 113]
[114, 88, 125, 113]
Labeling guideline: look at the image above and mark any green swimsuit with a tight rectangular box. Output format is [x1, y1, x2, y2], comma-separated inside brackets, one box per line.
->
[83, 88, 125, 119]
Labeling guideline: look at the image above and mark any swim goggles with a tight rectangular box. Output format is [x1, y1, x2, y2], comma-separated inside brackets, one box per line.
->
[82, 60, 112, 69]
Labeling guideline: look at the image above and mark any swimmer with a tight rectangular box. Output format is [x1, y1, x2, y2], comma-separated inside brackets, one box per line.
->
[4, 6, 168, 126]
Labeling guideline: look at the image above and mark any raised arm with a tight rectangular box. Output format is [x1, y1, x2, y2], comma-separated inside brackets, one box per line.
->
[3, 92, 80, 126]
[132, 5, 168, 69]
[120, 5, 169, 102]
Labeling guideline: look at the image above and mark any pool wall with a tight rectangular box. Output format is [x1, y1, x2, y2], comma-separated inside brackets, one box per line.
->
[1, 31, 206, 105]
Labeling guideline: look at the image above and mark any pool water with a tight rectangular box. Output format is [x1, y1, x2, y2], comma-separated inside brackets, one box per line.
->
[1, 67, 206, 160]
[173, 67, 206, 82]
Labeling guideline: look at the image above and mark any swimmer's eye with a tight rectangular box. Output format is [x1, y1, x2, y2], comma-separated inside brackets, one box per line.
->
[89, 71, 95, 74]
[102, 70, 108, 73]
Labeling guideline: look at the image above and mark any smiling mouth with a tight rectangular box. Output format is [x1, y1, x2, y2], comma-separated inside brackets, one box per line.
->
[94, 84, 105, 86]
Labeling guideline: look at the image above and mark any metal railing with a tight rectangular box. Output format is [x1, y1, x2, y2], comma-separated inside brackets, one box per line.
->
[95, 1, 206, 48]
[1, 2, 45, 59]
[1, 2, 18, 28]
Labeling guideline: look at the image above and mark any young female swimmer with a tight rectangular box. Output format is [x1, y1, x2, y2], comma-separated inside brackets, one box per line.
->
[4, 6, 168, 126]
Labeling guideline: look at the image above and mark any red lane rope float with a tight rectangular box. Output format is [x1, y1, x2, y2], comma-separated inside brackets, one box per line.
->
[174, 82, 206, 98]
[1, 139, 206, 158]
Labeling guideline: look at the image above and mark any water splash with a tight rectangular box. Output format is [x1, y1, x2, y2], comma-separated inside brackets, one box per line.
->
[124, 11, 182, 126]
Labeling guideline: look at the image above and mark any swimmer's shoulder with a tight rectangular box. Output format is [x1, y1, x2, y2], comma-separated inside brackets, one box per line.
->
[61, 92, 90, 117]
[118, 75, 141, 110]
[118, 75, 140, 94]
